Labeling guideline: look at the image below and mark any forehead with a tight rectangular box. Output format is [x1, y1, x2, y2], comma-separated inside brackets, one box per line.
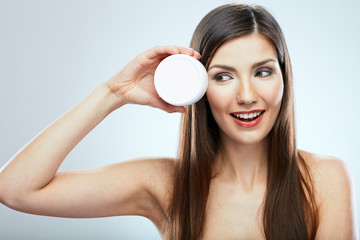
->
[209, 33, 278, 67]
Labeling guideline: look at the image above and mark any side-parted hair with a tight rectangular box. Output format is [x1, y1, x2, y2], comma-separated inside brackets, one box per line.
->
[165, 3, 318, 240]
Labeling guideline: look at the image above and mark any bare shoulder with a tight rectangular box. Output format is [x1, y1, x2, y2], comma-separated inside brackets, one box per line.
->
[298, 150, 358, 239]
[140, 157, 175, 228]
[299, 149, 349, 176]
[130, 157, 175, 207]
[120, 157, 175, 202]
[143, 157, 175, 198]
[298, 150, 353, 204]
[107, 157, 175, 229]
[298, 150, 353, 197]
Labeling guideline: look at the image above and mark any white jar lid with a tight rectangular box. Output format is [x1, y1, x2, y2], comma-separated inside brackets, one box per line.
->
[154, 54, 208, 106]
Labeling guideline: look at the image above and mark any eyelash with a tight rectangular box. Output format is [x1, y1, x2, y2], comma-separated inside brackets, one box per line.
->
[213, 73, 231, 81]
[212, 68, 273, 82]
[255, 69, 273, 77]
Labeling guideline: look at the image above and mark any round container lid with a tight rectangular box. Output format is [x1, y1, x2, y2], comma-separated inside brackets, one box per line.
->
[154, 54, 208, 106]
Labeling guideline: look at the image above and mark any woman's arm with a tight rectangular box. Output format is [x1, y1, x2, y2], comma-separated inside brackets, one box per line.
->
[0, 46, 199, 221]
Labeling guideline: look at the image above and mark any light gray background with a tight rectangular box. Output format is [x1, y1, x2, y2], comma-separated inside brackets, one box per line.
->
[0, 0, 359, 239]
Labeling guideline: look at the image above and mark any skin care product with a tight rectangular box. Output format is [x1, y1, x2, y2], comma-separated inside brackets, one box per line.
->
[154, 54, 208, 106]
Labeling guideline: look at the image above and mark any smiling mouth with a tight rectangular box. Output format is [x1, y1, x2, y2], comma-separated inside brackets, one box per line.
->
[230, 111, 265, 122]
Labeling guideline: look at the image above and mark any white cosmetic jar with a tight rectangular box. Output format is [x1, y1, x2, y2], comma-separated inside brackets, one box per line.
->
[154, 54, 208, 106]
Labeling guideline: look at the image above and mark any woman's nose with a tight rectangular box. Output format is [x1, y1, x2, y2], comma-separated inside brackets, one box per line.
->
[236, 78, 258, 105]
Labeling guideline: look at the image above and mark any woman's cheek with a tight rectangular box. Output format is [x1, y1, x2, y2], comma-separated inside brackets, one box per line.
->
[261, 78, 284, 107]
[206, 84, 232, 119]
[207, 84, 232, 107]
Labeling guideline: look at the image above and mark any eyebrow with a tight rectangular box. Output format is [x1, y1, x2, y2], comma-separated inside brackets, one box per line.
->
[208, 58, 277, 72]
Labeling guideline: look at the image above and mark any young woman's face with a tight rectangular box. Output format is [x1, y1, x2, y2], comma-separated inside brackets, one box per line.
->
[206, 33, 284, 146]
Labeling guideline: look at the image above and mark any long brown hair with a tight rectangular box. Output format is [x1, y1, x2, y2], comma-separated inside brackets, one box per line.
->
[166, 3, 318, 240]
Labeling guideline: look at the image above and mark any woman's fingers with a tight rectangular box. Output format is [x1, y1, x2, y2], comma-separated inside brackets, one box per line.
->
[145, 45, 201, 60]
[192, 50, 201, 60]
[109, 45, 200, 113]
[149, 97, 186, 113]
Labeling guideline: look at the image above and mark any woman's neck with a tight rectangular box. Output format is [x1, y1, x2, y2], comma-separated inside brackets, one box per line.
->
[214, 137, 268, 192]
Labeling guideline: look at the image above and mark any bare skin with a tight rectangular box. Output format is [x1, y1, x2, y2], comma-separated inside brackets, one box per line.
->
[199, 150, 358, 240]
[0, 42, 357, 240]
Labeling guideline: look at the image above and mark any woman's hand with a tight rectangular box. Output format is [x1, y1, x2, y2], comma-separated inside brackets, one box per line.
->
[106, 45, 201, 113]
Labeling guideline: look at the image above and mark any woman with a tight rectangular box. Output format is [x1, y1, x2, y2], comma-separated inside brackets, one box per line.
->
[0, 3, 357, 240]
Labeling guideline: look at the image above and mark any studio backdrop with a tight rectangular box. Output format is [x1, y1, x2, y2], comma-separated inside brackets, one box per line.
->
[0, 0, 359, 239]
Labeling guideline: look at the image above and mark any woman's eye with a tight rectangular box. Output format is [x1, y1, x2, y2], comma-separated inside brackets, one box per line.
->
[255, 69, 272, 77]
[214, 74, 231, 81]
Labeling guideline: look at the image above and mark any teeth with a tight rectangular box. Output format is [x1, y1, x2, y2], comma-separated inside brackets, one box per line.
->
[234, 111, 262, 119]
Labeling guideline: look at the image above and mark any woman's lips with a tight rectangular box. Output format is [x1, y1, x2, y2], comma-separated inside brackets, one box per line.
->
[230, 110, 265, 127]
